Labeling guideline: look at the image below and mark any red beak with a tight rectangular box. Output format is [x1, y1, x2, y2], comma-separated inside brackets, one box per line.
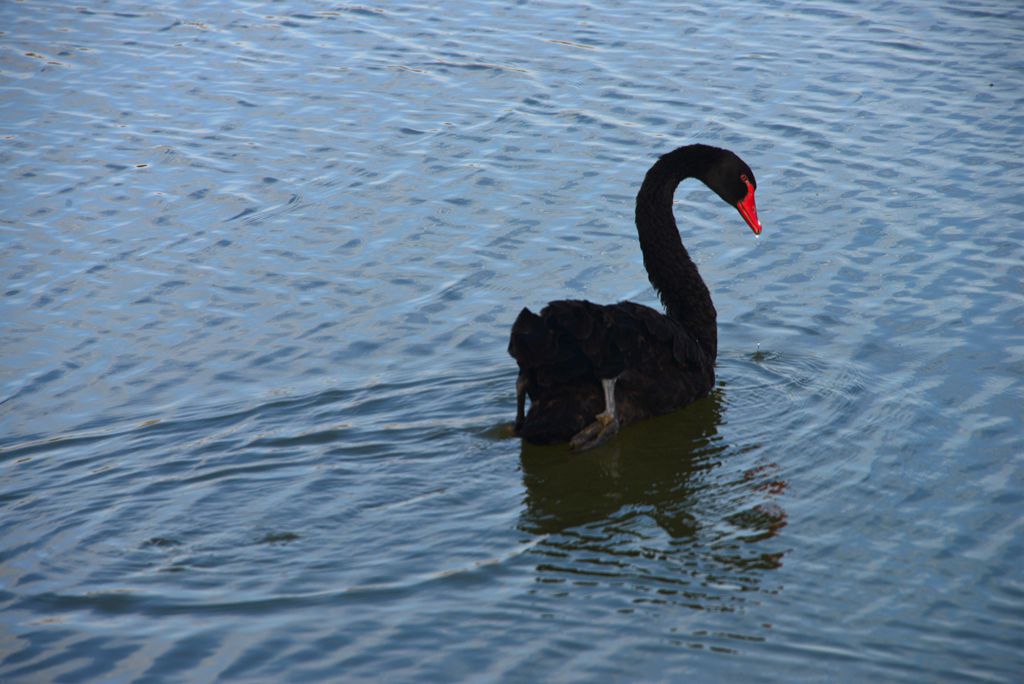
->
[737, 178, 762, 235]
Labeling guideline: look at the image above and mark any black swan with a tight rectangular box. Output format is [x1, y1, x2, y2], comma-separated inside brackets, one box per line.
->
[508, 144, 762, 450]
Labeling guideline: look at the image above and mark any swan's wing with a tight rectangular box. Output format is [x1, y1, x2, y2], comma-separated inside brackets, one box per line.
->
[610, 301, 708, 371]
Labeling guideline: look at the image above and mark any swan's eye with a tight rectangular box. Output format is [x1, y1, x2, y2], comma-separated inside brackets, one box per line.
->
[740, 174, 748, 183]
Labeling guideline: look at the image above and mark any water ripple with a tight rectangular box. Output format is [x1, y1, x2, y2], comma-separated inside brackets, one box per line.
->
[3, 0, 1023, 681]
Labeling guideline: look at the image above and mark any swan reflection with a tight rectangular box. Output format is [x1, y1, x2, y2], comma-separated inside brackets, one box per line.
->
[518, 389, 787, 616]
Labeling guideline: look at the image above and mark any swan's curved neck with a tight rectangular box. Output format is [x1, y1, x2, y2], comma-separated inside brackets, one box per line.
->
[634, 148, 717, 358]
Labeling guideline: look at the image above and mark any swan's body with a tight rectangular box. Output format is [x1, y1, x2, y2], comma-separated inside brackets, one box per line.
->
[508, 144, 762, 449]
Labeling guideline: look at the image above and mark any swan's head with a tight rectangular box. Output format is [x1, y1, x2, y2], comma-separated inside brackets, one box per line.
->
[705, 150, 762, 236]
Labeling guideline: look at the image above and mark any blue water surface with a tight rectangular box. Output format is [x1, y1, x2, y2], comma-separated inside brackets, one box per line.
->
[2, 1, 1022, 682]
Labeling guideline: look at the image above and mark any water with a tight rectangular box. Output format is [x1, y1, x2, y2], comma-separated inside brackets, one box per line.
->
[2, 1, 1022, 681]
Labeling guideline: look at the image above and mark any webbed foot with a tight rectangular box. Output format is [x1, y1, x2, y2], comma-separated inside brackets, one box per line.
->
[569, 410, 620, 451]
[569, 376, 622, 451]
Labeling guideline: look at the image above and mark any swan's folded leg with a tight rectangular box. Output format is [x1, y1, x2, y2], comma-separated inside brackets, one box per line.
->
[570, 377, 621, 451]
[514, 373, 527, 434]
